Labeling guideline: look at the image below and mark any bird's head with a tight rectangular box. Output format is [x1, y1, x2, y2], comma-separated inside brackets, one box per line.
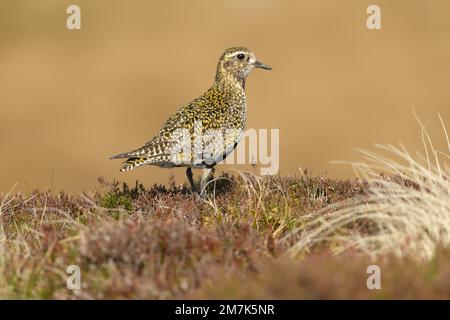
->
[215, 47, 271, 85]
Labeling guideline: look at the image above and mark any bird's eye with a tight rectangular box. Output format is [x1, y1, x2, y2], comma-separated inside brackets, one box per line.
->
[237, 53, 245, 60]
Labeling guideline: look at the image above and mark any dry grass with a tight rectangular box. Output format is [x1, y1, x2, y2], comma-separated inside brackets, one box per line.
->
[0, 168, 449, 299]
[288, 115, 450, 261]
[0, 172, 366, 299]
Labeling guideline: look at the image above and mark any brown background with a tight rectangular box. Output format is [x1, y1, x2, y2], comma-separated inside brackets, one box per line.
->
[1, 0, 449, 193]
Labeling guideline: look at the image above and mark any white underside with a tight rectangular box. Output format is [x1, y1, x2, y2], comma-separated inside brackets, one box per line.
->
[147, 131, 243, 169]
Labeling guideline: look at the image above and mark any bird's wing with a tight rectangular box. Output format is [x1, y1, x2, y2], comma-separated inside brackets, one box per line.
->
[110, 104, 192, 161]
[110, 87, 234, 164]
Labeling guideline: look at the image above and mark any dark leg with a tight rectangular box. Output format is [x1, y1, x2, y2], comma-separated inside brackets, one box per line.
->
[186, 167, 196, 193]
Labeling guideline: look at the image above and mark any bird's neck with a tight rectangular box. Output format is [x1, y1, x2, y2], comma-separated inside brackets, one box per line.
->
[214, 70, 246, 93]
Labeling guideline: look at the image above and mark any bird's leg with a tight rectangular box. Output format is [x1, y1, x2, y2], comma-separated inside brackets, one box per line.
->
[186, 167, 196, 193]
[200, 167, 215, 198]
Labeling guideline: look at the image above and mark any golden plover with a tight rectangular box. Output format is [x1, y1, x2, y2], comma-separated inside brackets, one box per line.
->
[110, 47, 271, 195]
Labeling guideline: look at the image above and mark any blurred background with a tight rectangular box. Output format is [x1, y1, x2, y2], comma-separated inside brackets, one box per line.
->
[1, 0, 449, 193]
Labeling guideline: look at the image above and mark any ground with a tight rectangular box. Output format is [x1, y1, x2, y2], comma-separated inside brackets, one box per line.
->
[0, 172, 449, 299]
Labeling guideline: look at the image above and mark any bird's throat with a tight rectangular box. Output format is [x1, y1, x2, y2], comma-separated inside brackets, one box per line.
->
[215, 71, 246, 92]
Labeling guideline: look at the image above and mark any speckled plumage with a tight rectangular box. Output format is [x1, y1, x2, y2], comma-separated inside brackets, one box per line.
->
[110, 46, 271, 193]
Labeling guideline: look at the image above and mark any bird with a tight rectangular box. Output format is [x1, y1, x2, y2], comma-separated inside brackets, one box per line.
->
[110, 46, 271, 196]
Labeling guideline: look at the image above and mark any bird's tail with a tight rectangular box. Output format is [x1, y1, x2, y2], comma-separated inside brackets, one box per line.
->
[110, 152, 132, 160]
[119, 157, 149, 172]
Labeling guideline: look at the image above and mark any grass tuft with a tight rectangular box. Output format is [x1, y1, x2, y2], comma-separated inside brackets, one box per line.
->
[287, 115, 450, 261]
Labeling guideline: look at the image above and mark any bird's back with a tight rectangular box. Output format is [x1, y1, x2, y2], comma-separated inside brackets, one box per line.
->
[112, 83, 247, 171]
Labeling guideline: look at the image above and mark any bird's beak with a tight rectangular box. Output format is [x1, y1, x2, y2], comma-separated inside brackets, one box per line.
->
[253, 60, 272, 70]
